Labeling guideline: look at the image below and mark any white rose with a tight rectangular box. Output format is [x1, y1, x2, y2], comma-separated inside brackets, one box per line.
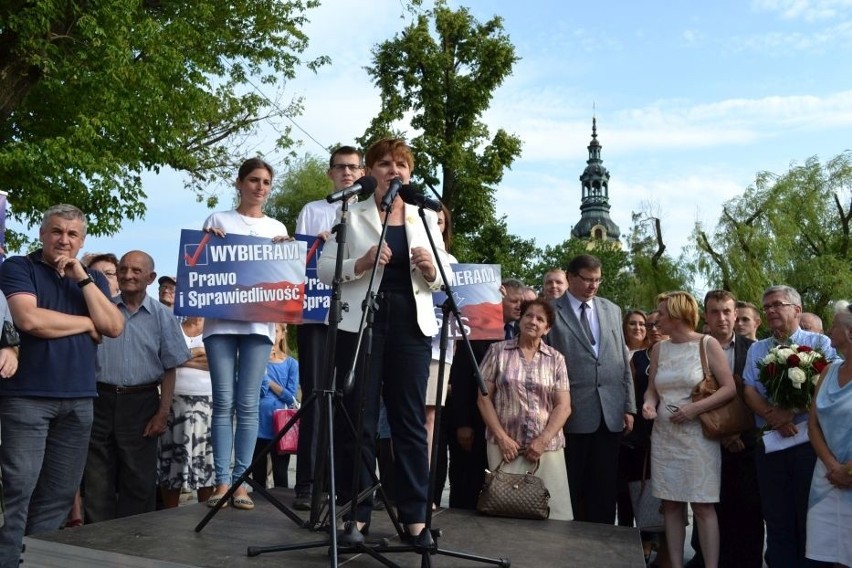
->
[776, 348, 795, 362]
[788, 367, 807, 385]
[762, 353, 776, 366]
[798, 352, 814, 365]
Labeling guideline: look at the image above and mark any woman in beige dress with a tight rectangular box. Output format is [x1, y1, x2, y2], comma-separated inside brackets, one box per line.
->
[642, 291, 735, 568]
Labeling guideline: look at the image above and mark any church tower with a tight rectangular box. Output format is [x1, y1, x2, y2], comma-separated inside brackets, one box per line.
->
[570, 117, 621, 244]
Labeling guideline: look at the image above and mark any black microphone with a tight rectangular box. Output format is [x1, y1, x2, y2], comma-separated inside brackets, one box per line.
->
[399, 184, 442, 212]
[326, 175, 377, 204]
[380, 178, 403, 211]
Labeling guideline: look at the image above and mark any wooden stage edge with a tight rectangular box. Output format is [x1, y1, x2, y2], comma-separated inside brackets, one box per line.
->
[24, 488, 645, 567]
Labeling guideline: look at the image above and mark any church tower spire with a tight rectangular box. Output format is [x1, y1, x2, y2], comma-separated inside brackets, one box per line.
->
[570, 116, 621, 244]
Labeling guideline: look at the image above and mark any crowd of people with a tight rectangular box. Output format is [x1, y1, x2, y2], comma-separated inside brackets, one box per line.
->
[0, 140, 849, 568]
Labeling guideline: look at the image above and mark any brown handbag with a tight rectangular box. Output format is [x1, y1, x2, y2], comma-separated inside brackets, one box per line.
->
[476, 459, 550, 520]
[691, 336, 755, 439]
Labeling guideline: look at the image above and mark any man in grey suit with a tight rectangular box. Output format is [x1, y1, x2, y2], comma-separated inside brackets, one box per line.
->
[547, 254, 635, 524]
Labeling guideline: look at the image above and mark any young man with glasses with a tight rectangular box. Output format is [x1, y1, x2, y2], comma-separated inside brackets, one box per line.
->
[742, 285, 837, 568]
[291, 145, 364, 510]
[547, 254, 635, 524]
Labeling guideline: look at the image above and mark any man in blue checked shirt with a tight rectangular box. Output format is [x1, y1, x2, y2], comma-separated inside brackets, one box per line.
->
[83, 250, 189, 523]
[743, 284, 837, 568]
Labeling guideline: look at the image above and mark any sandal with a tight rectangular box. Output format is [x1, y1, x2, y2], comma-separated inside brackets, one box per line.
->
[231, 495, 255, 510]
[64, 519, 83, 528]
[206, 494, 229, 508]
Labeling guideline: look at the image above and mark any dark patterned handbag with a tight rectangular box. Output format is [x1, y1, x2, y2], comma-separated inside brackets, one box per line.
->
[476, 459, 550, 520]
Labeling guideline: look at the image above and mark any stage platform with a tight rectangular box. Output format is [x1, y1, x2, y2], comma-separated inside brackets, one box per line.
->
[24, 488, 645, 567]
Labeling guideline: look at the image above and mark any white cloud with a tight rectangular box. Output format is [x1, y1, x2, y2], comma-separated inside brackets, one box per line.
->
[752, 0, 852, 22]
[481, 89, 852, 163]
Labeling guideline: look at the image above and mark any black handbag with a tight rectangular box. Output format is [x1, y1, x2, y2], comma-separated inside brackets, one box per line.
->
[476, 459, 550, 520]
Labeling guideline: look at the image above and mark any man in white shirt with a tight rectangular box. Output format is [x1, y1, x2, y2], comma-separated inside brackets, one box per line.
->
[292, 145, 364, 510]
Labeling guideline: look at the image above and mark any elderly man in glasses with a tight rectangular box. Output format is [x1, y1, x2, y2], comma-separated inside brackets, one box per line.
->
[742, 285, 838, 568]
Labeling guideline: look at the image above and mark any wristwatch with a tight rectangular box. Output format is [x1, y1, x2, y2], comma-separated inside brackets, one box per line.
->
[77, 276, 94, 289]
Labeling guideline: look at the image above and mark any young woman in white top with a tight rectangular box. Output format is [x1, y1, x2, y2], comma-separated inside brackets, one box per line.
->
[202, 158, 289, 510]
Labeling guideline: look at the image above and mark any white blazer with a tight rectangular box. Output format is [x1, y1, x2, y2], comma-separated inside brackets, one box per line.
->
[317, 199, 449, 336]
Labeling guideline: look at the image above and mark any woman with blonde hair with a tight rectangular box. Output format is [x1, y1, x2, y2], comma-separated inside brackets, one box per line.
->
[642, 291, 736, 568]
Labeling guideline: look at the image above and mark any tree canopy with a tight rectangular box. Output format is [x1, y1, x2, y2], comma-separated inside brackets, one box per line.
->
[692, 151, 852, 321]
[0, 0, 326, 246]
[266, 153, 331, 234]
[360, 0, 522, 262]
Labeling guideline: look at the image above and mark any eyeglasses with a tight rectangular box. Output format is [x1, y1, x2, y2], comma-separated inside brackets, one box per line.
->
[330, 164, 363, 172]
[646, 322, 660, 329]
[574, 275, 604, 285]
[762, 301, 795, 312]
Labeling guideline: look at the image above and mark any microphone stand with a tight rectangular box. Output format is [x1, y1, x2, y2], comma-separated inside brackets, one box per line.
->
[323, 197, 508, 567]
[194, 196, 393, 568]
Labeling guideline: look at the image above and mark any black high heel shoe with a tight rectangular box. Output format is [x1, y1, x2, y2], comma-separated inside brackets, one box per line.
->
[336, 520, 369, 546]
[402, 527, 437, 550]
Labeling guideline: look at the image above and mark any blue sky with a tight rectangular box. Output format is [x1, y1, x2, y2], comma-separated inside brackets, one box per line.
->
[12, 0, 852, 293]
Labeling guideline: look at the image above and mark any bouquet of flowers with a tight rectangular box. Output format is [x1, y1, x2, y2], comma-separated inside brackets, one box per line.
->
[757, 344, 829, 411]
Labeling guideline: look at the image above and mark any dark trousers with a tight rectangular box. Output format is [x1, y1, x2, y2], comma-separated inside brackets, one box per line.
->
[432, 405, 450, 507]
[689, 441, 765, 568]
[334, 292, 431, 524]
[756, 441, 826, 568]
[84, 389, 159, 523]
[250, 439, 291, 488]
[294, 324, 328, 497]
[447, 419, 487, 510]
[565, 419, 621, 524]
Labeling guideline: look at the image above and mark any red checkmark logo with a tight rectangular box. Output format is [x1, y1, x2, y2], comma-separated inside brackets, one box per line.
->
[184, 232, 211, 267]
[306, 238, 321, 266]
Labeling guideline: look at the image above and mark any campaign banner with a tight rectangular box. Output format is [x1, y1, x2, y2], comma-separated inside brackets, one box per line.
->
[296, 234, 331, 324]
[174, 229, 306, 324]
[433, 264, 503, 341]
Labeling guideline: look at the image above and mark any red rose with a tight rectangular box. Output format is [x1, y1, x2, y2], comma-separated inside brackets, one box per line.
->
[797, 345, 813, 353]
[787, 354, 801, 367]
[812, 359, 828, 373]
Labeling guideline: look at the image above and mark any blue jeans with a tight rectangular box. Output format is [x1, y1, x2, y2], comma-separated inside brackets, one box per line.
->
[0, 397, 93, 568]
[204, 333, 272, 486]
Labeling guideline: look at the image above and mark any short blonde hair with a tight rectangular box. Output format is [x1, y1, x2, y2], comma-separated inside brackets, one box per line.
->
[657, 291, 700, 330]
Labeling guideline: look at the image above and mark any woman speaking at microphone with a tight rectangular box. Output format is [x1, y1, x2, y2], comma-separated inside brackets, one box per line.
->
[318, 138, 449, 544]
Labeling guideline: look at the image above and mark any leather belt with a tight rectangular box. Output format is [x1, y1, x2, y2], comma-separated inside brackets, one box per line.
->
[96, 381, 159, 395]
